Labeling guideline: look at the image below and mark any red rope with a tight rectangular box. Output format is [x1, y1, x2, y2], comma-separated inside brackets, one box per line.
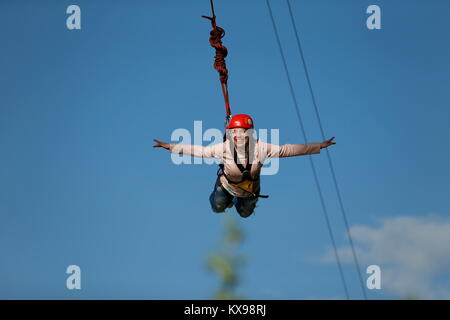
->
[202, 6, 232, 122]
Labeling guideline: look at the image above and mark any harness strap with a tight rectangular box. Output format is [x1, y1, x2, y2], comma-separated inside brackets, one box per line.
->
[231, 139, 253, 181]
[217, 140, 269, 198]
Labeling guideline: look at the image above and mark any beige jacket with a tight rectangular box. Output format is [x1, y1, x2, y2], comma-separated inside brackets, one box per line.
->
[169, 139, 321, 197]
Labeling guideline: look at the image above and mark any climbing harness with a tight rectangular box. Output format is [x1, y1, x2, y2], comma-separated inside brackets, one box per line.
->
[216, 139, 269, 198]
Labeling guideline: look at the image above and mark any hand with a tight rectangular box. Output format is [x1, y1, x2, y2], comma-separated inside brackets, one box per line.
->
[320, 136, 336, 149]
[153, 139, 170, 150]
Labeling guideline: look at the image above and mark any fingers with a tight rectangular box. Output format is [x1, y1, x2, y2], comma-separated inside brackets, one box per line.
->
[153, 139, 162, 148]
[152, 139, 170, 150]
[322, 136, 336, 148]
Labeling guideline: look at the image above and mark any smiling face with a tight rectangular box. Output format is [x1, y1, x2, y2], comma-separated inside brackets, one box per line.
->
[229, 127, 250, 147]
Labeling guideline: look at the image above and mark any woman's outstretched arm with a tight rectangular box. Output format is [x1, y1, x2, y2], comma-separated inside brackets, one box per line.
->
[153, 139, 223, 158]
[263, 136, 336, 158]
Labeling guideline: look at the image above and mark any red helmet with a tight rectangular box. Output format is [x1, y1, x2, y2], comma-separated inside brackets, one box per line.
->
[226, 114, 254, 129]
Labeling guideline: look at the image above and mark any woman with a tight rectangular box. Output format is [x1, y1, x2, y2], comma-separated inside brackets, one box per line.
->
[153, 114, 336, 218]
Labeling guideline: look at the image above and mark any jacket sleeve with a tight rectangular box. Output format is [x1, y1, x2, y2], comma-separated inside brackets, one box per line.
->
[169, 142, 224, 159]
[264, 141, 321, 158]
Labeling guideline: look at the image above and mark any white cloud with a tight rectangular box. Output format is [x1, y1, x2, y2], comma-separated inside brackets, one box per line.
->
[322, 215, 450, 299]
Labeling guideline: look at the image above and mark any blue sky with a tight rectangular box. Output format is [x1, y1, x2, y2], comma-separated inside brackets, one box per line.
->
[1, 0, 449, 299]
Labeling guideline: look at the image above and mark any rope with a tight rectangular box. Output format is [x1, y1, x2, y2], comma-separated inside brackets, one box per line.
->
[285, 0, 367, 299]
[266, 0, 350, 299]
[202, 0, 232, 126]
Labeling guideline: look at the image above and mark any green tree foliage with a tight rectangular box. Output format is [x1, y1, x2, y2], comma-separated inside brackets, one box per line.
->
[206, 215, 247, 300]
